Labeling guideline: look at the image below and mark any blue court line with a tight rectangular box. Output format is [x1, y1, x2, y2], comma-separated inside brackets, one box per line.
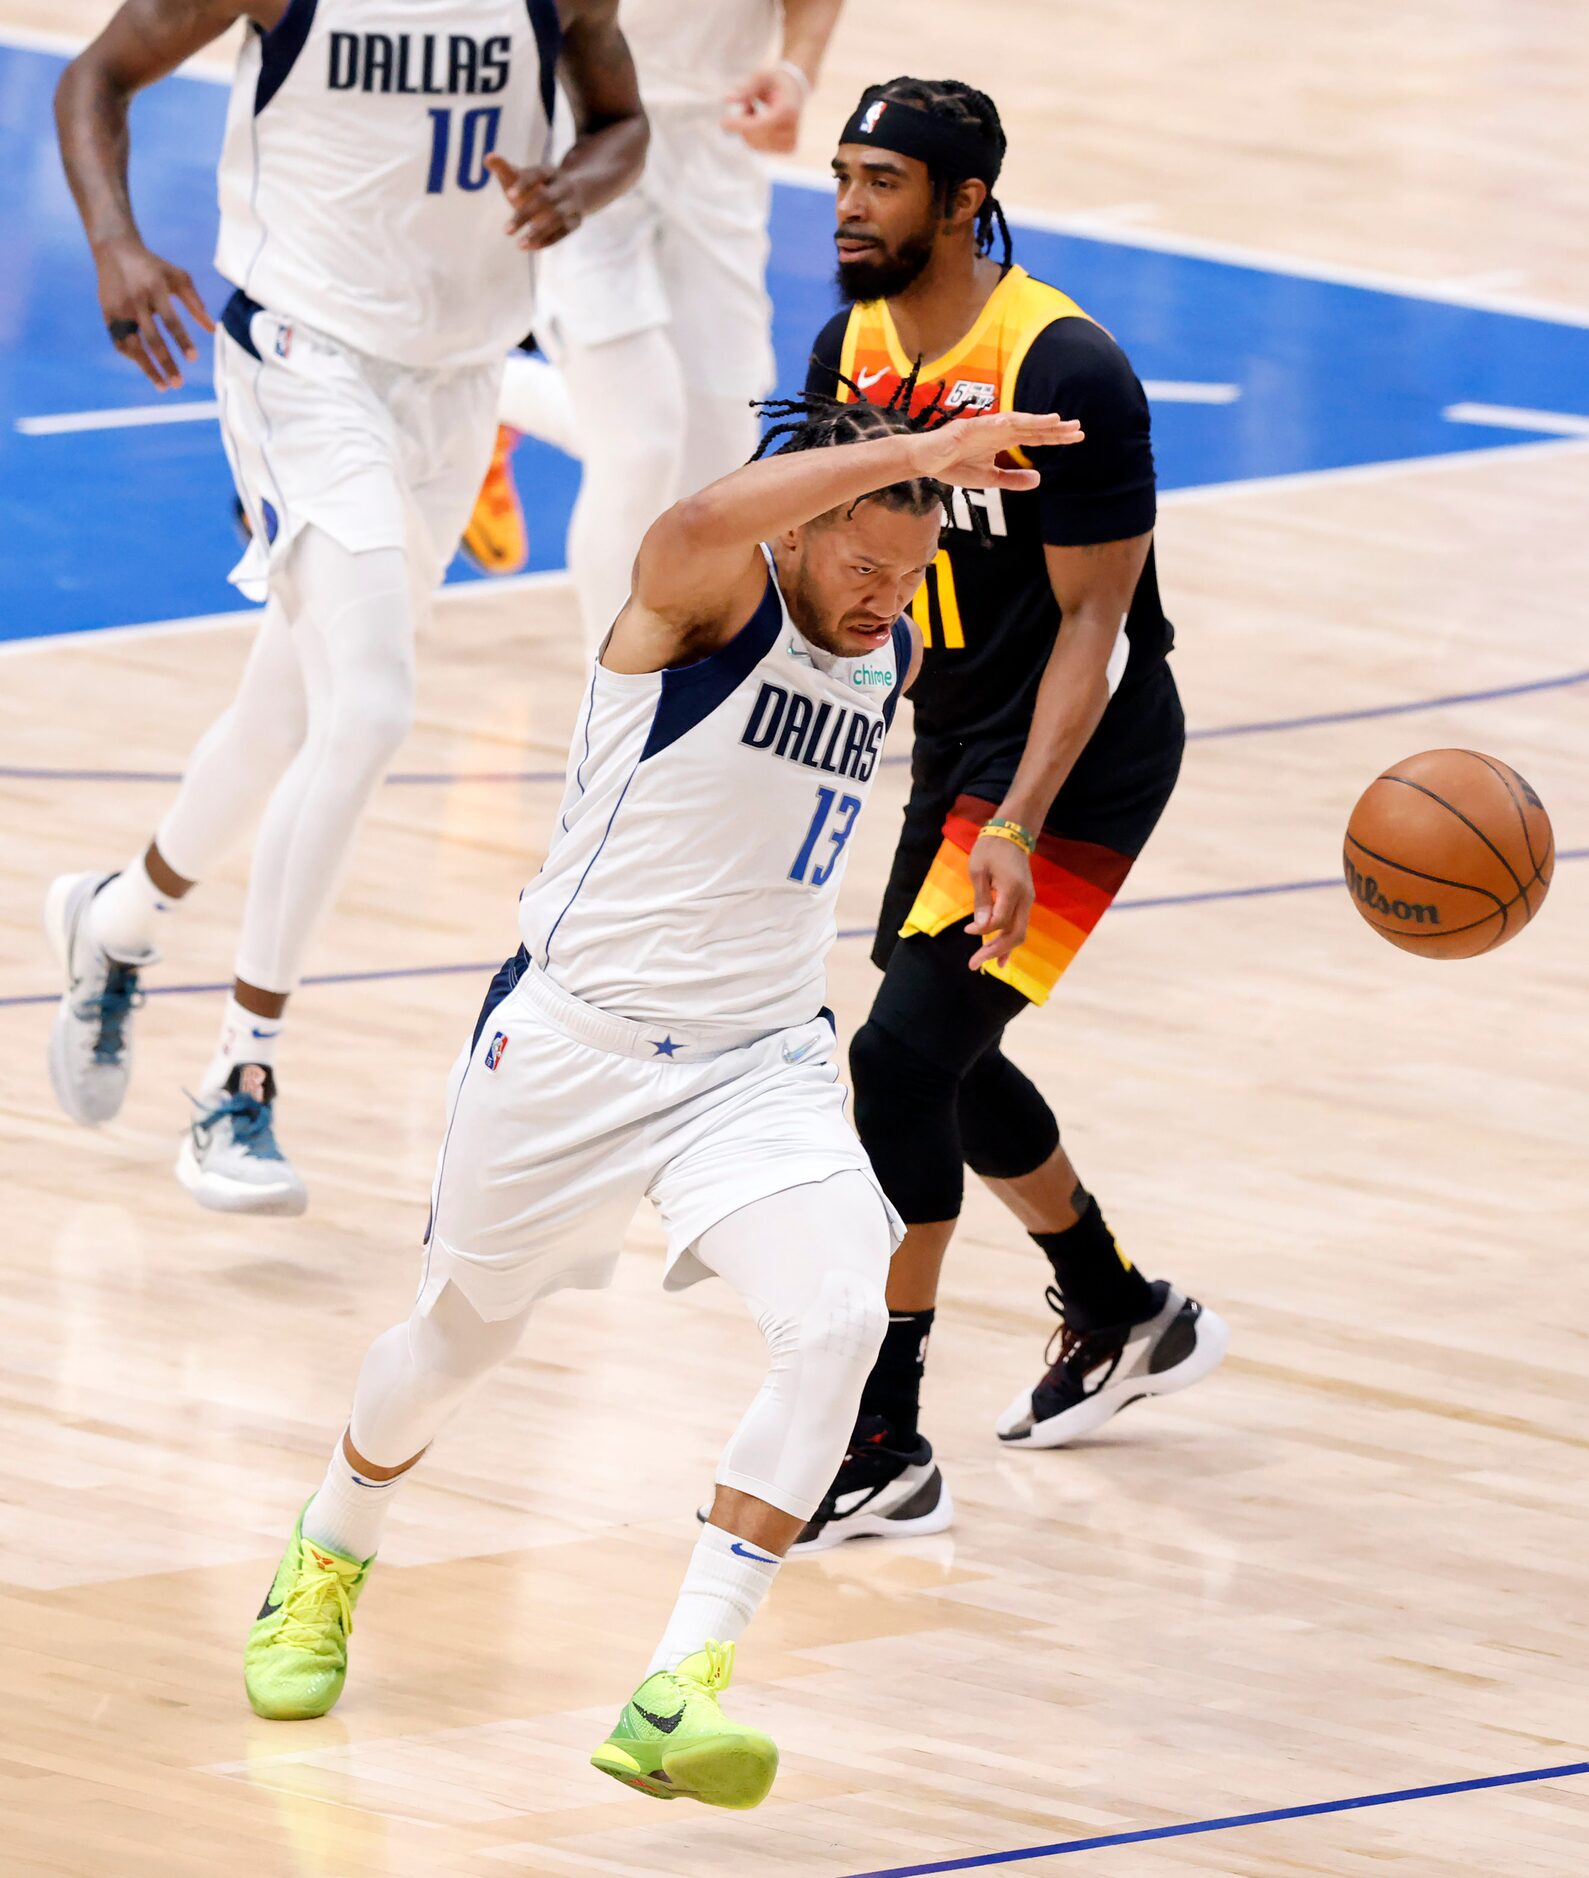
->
[2, 850, 1582, 1013]
[838, 1760, 1589, 1878]
[3, 666, 1584, 788]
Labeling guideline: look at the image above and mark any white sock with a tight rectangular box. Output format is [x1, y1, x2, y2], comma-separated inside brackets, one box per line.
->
[203, 993, 283, 1095]
[89, 856, 174, 961]
[647, 1522, 782, 1676]
[301, 1434, 406, 1562]
[498, 351, 579, 457]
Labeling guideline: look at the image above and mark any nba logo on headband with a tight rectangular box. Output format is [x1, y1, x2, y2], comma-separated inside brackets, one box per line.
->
[860, 100, 887, 133]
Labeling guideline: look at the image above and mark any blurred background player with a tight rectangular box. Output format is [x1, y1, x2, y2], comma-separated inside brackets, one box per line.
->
[460, 0, 845, 646]
[796, 77, 1230, 1549]
[44, 0, 645, 1214]
[242, 386, 1082, 1804]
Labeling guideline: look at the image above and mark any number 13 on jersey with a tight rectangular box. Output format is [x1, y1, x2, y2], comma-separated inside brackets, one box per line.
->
[790, 788, 861, 887]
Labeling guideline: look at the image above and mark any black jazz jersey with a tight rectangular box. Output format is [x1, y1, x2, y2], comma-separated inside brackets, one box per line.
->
[807, 264, 1173, 745]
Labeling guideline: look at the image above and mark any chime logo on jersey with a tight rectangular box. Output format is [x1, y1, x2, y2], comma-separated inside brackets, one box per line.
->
[484, 1030, 509, 1071]
[740, 681, 885, 782]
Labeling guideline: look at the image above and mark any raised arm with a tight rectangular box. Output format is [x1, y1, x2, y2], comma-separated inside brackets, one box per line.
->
[54, 0, 270, 388]
[609, 407, 1083, 674]
[485, 0, 647, 252]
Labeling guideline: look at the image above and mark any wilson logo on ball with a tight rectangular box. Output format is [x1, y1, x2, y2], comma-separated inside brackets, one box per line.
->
[1342, 857, 1441, 925]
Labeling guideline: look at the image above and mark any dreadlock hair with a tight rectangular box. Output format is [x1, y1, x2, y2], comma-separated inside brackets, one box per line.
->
[751, 360, 952, 525]
[856, 76, 1012, 267]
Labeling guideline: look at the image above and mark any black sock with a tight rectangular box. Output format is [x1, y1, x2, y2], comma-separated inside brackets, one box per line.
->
[859, 1308, 935, 1440]
[1031, 1197, 1153, 1333]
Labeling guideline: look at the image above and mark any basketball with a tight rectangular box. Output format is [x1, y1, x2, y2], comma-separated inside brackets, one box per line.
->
[1343, 748, 1554, 958]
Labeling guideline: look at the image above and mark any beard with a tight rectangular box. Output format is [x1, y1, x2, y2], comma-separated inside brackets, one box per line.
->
[835, 228, 934, 303]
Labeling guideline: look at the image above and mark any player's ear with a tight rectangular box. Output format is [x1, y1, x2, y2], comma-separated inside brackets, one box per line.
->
[943, 177, 988, 236]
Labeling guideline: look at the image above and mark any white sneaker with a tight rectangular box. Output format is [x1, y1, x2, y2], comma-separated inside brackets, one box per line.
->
[44, 870, 155, 1126]
[175, 1065, 308, 1216]
[996, 1281, 1230, 1448]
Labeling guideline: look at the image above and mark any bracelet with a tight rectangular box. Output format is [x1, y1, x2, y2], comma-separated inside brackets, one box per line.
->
[977, 818, 1037, 856]
[776, 58, 813, 101]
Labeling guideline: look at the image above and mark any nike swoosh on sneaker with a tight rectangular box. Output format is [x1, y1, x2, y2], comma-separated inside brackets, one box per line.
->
[632, 1700, 684, 1734]
[257, 1591, 281, 1620]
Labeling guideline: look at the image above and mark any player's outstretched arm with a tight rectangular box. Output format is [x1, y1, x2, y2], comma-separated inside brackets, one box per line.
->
[485, 0, 647, 252]
[55, 0, 263, 388]
[610, 409, 1082, 675]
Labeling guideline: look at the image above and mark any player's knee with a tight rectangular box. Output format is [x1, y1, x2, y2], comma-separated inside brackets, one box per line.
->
[959, 1049, 1061, 1181]
[332, 660, 414, 778]
[769, 1268, 888, 1403]
[850, 1019, 965, 1221]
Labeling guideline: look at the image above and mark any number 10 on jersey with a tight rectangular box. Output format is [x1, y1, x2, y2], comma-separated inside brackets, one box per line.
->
[426, 106, 502, 194]
[791, 788, 861, 887]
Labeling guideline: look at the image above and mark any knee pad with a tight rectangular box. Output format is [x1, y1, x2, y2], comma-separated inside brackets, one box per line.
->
[958, 1049, 1061, 1181]
[850, 1019, 965, 1223]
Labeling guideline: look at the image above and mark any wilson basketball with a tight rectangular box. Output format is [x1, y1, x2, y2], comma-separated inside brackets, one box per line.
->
[1343, 748, 1553, 958]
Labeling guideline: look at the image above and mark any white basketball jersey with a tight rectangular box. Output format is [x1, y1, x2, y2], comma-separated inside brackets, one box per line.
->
[619, 0, 779, 108]
[520, 558, 912, 1043]
[215, 0, 558, 367]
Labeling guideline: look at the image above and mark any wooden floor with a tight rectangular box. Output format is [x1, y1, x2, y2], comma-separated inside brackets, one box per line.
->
[3, 4, 1587, 1875]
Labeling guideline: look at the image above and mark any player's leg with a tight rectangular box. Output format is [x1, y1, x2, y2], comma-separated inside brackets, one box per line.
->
[558, 327, 687, 647]
[957, 1045, 1229, 1446]
[44, 595, 309, 1126]
[592, 1172, 891, 1808]
[177, 526, 417, 1215]
[656, 113, 774, 497]
[245, 1277, 534, 1720]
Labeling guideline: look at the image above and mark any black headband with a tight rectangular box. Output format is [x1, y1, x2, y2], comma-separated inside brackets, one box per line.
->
[839, 96, 1003, 190]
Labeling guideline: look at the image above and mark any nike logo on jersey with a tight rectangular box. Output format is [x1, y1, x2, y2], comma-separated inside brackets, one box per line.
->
[632, 1700, 684, 1734]
[855, 366, 890, 389]
[740, 681, 885, 783]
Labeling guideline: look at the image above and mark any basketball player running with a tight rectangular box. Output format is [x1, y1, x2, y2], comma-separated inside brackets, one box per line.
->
[46, 0, 645, 1214]
[461, 0, 845, 636]
[796, 78, 1230, 1550]
[241, 394, 1081, 1807]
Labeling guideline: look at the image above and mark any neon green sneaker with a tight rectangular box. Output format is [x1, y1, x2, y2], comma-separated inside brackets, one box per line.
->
[244, 1508, 371, 1720]
[591, 1640, 778, 1809]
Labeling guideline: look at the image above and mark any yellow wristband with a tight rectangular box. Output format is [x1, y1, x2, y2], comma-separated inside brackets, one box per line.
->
[978, 819, 1037, 856]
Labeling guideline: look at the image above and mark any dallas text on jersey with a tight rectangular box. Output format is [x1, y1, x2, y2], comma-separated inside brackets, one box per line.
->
[740, 683, 886, 783]
[327, 32, 514, 97]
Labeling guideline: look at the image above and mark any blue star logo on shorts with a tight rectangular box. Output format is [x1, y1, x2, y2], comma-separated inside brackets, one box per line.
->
[651, 1036, 680, 1057]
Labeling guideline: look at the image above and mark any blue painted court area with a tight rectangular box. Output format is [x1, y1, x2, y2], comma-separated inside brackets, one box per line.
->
[3, 34, 1589, 645]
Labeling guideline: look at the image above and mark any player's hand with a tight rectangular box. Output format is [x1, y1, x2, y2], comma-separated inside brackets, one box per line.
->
[721, 65, 806, 154]
[916, 409, 1083, 491]
[94, 234, 213, 391]
[487, 155, 584, 250]
[966, 834, 1035, 970]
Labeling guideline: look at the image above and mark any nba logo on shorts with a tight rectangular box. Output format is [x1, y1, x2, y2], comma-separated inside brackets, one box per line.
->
[273, 322, 293, 360]
[860, 100, 887, 133]
[484, 1031, 509, 1071]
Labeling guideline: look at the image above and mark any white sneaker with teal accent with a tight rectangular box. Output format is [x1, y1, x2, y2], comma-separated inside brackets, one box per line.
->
[176, 1065, 308, 1216]
[44, 869, 154, 1126]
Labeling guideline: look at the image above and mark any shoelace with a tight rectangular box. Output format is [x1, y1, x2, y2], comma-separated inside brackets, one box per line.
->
[275, 1554, 357, 1657]
[193, 1091, 286, 1161]
[78, 962, 144, 1065]
[679, 1638, 734, 1695]
[1040, 1285, 1126, 1396]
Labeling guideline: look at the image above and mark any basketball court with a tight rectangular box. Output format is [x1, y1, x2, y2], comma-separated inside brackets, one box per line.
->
[2, 4, 1586, 1873]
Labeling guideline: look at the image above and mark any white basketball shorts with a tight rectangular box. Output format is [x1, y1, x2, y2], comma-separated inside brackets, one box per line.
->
[419, 952, 902, 1322]
[214, 295, 503, 602]
[535, 103, 774, 399]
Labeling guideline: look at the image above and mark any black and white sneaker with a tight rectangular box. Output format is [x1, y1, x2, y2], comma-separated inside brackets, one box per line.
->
[790, 1415, 954, 1554]
[996, 1280, 1229, 1448]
